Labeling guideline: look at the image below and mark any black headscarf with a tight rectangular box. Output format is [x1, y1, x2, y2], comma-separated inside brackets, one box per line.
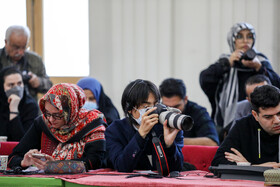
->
[0, 66, 39, 141]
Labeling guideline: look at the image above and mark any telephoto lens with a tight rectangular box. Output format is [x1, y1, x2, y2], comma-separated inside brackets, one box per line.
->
[150, 103, 193, 131]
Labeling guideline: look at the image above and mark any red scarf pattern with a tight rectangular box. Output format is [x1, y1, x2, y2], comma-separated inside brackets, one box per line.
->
[39, 83, 106, 160]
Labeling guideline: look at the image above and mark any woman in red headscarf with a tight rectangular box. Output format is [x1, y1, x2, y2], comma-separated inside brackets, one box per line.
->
[8, 83, 107, 170]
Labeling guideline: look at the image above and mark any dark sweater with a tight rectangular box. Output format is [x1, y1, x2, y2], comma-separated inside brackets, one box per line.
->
[105, 118, 184, 172]
[183, 100, 219, 145]
[211, 114, 279, 166]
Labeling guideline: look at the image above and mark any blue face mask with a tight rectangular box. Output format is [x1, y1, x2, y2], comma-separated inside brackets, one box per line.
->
[83, 101, 98, 110]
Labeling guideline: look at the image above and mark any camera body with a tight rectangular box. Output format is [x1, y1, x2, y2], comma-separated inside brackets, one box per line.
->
[234, 48, 257, 68]
[22, 71, 31, 84]
[149, 103, 193, 131]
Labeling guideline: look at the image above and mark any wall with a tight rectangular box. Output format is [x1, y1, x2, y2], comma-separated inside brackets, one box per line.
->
[89, 0, 280, 117]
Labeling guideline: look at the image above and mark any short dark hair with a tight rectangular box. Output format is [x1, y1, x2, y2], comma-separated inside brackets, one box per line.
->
[159, 78, 186, 99]
[121, 79, 160, 117]
[245, 74, 271, 86]
[1, 66, 22, 83]
[250, 85, 280, 113]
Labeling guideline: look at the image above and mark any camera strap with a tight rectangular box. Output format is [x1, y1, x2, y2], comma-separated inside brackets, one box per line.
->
[151, 131, 170, 177]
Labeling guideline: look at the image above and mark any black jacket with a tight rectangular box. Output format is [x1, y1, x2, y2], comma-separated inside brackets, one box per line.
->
[0, 68, 39, 141]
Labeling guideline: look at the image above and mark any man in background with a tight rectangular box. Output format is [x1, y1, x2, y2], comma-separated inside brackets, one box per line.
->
[0, 25, 52, 101]
[159, 78, 219, 146]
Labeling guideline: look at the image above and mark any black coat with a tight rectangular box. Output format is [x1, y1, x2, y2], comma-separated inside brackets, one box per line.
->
[0, 68, 39, 141]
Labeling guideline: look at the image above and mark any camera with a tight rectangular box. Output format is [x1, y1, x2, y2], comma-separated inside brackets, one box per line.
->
[22, 71, 31, 84]
[234, 48, 257, 68]
[149, 103, 193, 131]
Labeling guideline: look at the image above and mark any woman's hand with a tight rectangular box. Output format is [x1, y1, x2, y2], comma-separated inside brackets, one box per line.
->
[224, 148, 248, 163]
[138, 107, 159, 139]
[21, 149, 54, 170]
[241, 57, 262, 71]
[163, 120, 180, 148]
[8, 94, 21, 112]
[229, 50, 244, 67]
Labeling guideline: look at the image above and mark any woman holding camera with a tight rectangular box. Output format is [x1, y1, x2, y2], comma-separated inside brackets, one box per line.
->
[199, 22, 280, 137]
[105, 79, 184, 174]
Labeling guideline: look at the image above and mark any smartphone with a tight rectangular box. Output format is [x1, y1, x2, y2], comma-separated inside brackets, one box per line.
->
[32, 153, 46, 161]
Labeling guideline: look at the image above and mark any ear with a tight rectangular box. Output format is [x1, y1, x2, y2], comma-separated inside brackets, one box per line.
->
[184, 96, 188, 105]
[252, 110, 259, 122]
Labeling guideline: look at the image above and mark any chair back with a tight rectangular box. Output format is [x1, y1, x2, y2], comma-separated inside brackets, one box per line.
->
[182, 145, 218, 172]
[0, 142, 19, 155]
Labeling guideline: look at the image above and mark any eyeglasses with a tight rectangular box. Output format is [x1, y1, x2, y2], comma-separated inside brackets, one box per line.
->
[44, 111, 64, 120]
[9, 44, 27, 52]
[235, 33, 254, 41]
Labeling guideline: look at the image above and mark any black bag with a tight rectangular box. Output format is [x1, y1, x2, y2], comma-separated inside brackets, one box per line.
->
[209, 164, 272, 181]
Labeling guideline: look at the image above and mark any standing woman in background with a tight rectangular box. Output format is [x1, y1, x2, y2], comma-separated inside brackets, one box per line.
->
[77, 77, 120, 125]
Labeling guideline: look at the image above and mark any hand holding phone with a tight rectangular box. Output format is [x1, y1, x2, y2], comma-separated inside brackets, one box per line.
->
[32, 153, 46, 161]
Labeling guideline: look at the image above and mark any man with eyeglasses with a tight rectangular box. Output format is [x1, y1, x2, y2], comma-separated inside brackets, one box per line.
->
[0, 25, 52, 101]
[199, 22, 280, 143]
[159, 78, 219, 146]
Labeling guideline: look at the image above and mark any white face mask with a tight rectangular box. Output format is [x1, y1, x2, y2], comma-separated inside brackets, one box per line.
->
[133, 108, 147, 125]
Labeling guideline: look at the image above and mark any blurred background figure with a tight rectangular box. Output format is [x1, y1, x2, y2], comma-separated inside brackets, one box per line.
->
[159, 78, 219, 146]
[0, 25, 52, 101]
[77, 77, 120, 125]
[0, 66, 38, 141]
[228, 74, 271, 132]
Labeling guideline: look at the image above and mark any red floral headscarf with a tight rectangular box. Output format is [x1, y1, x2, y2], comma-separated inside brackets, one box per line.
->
[39, 83, 106, 160]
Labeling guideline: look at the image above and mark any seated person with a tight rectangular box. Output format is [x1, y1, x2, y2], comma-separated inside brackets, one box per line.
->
[229, 74, 271, 130]
[211, 85, 280, 168]
[8, 83, 107, 170]
[105, 79, 184, 173]
[0, 66, 39, 141]
[77, 77, 120, 125]
[159, 78, 219, 146]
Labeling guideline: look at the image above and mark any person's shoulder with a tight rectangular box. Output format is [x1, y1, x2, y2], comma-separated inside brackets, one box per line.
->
[25, 50, 43, 61]
[234, 114, 255, 129]
[106, 118, 129, 131]
[185, 100, 207, 113]
[236, 100, 250, 109]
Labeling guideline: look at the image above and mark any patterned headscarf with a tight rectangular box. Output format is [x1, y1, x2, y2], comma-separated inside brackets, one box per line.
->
[39, 83, 105, 160]
[227, 22, 256, 53]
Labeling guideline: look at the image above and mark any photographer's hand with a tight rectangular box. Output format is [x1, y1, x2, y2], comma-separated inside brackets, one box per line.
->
[163, 120, 180, 148]
[241, 57, 262, 71]
[28, 72, 40, 88]
[229, 50, 243, 67]
[138, 107, 159, 139]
